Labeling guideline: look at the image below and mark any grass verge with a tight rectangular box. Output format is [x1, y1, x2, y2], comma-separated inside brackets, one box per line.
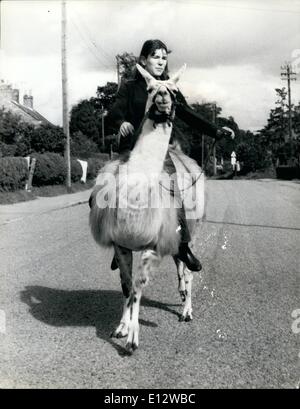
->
[0, 180, 94, 205]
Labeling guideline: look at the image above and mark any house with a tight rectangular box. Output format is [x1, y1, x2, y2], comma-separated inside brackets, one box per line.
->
[0, 80, 53, 127]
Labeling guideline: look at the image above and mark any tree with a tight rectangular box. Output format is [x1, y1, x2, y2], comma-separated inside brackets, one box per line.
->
[96, 82, 118, 110]
[172, 102, 238, 166]
[70, 98, 101, 144]
[116, 52, 137, 83]
[0, 107, 35, 157]
[70, 82, 118, 151]
[236, 130, 271, 172]
[70, 131, 99, 158]
[0, 108, 67, 157]
[30, 124, 65, 154]
[0, 107, 33, 144]
[259, 88, 300, 165]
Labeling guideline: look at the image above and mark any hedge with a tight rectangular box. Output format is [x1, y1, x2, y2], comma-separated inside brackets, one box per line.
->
[31, 152, 88, 186]
[0, 157, 29, 191]
[32, 152, 67, 186]
[0, 153, 109, 191]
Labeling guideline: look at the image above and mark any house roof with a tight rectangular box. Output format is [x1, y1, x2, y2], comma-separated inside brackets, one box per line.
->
[10, 100, 53, 126]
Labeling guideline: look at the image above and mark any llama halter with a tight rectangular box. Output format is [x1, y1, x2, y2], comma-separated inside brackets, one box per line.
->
[147, 103, 176, 127]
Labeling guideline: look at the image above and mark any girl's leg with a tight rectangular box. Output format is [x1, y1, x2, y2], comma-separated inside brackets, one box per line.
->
[166, 152, 201, 272]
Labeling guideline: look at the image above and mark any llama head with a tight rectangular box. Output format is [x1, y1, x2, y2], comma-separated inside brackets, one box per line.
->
[136, 63, 186, 115]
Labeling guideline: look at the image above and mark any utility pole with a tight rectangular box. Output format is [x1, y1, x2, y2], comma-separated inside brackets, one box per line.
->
[281, 63, 297, 159]
[212, 102, 217, 176]
[61, 0, 71, 191]
[201, 134, 204, 169]
[116, 56, 121, 90]
[101, 110, 107, 150]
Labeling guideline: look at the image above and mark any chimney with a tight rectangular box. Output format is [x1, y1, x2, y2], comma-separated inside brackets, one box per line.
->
[23, 94, 33, 109]
[0, 82, 14, 101]
[12, 89, 19, 103]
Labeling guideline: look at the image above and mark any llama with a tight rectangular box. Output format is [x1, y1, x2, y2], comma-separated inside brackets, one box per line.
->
[89, 64, 205, 353]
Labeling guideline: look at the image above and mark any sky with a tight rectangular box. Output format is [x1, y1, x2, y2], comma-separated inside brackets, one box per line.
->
[0, 0, 300, 132]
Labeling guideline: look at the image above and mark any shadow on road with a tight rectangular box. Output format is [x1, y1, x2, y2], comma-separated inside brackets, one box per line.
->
[20, 286, 181, 357]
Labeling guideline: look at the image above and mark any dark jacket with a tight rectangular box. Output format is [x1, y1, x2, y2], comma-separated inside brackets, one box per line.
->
[108, 71, 220, 152]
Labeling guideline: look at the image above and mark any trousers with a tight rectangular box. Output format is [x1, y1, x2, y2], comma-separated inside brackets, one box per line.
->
[165, 152, 191, 244]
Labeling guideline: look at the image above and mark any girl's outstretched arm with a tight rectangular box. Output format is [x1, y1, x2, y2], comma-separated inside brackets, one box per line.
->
[175, 91, 231, 140]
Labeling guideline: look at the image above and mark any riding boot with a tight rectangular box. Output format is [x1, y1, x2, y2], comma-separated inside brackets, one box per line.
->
[175, 206, 202, 272]
[177, 242, 202, 272]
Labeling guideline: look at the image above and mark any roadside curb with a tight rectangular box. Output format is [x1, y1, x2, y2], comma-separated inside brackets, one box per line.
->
[0, 189, 92, 226]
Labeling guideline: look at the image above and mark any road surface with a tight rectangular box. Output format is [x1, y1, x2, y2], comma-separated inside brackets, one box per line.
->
[0, 179, 299, 388]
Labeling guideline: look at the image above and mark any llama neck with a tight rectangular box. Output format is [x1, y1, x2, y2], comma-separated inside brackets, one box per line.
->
[128, 118, 172, 174]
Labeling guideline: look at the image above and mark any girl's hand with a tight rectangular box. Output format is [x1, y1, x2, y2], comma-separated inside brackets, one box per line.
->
[222, 126, 235, 139]
[216, 127, 235, 140]
[120, 122, 135, 137]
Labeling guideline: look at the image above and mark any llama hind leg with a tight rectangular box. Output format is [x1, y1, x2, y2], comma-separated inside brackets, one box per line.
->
[125, 249, 161, 353]
[173, 256, 187, 302]
[174, 257, 193, 321]
[111, 245, 133, 339]
[179, 267, 193, 322]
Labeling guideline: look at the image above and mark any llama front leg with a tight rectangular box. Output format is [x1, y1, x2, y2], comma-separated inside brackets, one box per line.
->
[125, 289, 141, 352]
[112, 297, 131, 338]
[179, 267, 193, 322]
[125, 249, 161, 353]
[173, 256, 187, 302]
[111, 245, 132, 339]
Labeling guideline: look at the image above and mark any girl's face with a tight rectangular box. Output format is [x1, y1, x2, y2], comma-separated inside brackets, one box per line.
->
[142, 48, 168, 78]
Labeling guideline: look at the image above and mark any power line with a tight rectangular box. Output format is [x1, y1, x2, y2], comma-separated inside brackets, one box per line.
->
[194, 1, 300, 14]
[71, 9, 115, 64]
[69, 16, 113, 70]
[69, 9, 115, 68]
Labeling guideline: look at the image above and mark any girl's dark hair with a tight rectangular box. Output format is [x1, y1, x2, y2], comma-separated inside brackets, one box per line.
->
[137, 39, 171, 80]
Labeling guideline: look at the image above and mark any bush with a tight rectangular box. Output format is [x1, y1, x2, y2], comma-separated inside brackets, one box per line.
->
[32, 152, 67, 186]
[0, 157, 29, 191]
[0, 152, 108, 192]
[276, 166, 300, 180]
[70, 131, 100, 159]
[30, 125, 65, 154]
[32, 153, 88, 186]
[0, 142, 17, 157]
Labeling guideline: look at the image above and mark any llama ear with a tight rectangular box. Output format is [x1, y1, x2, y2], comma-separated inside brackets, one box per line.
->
[170, 64, 187, 84]
[136, 64, 156, 86]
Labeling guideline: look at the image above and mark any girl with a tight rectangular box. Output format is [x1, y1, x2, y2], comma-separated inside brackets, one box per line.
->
[108, 39, 231, 271]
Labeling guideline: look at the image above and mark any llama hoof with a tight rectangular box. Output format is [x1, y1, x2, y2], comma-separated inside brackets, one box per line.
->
[179, 313, 193, 322]
[110, 323, 128, 338]
[125, 342, 138, 354]
[116, 331, 127, 339]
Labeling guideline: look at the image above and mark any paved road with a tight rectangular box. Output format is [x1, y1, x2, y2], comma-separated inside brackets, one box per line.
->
[0, 180, 299, 388]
